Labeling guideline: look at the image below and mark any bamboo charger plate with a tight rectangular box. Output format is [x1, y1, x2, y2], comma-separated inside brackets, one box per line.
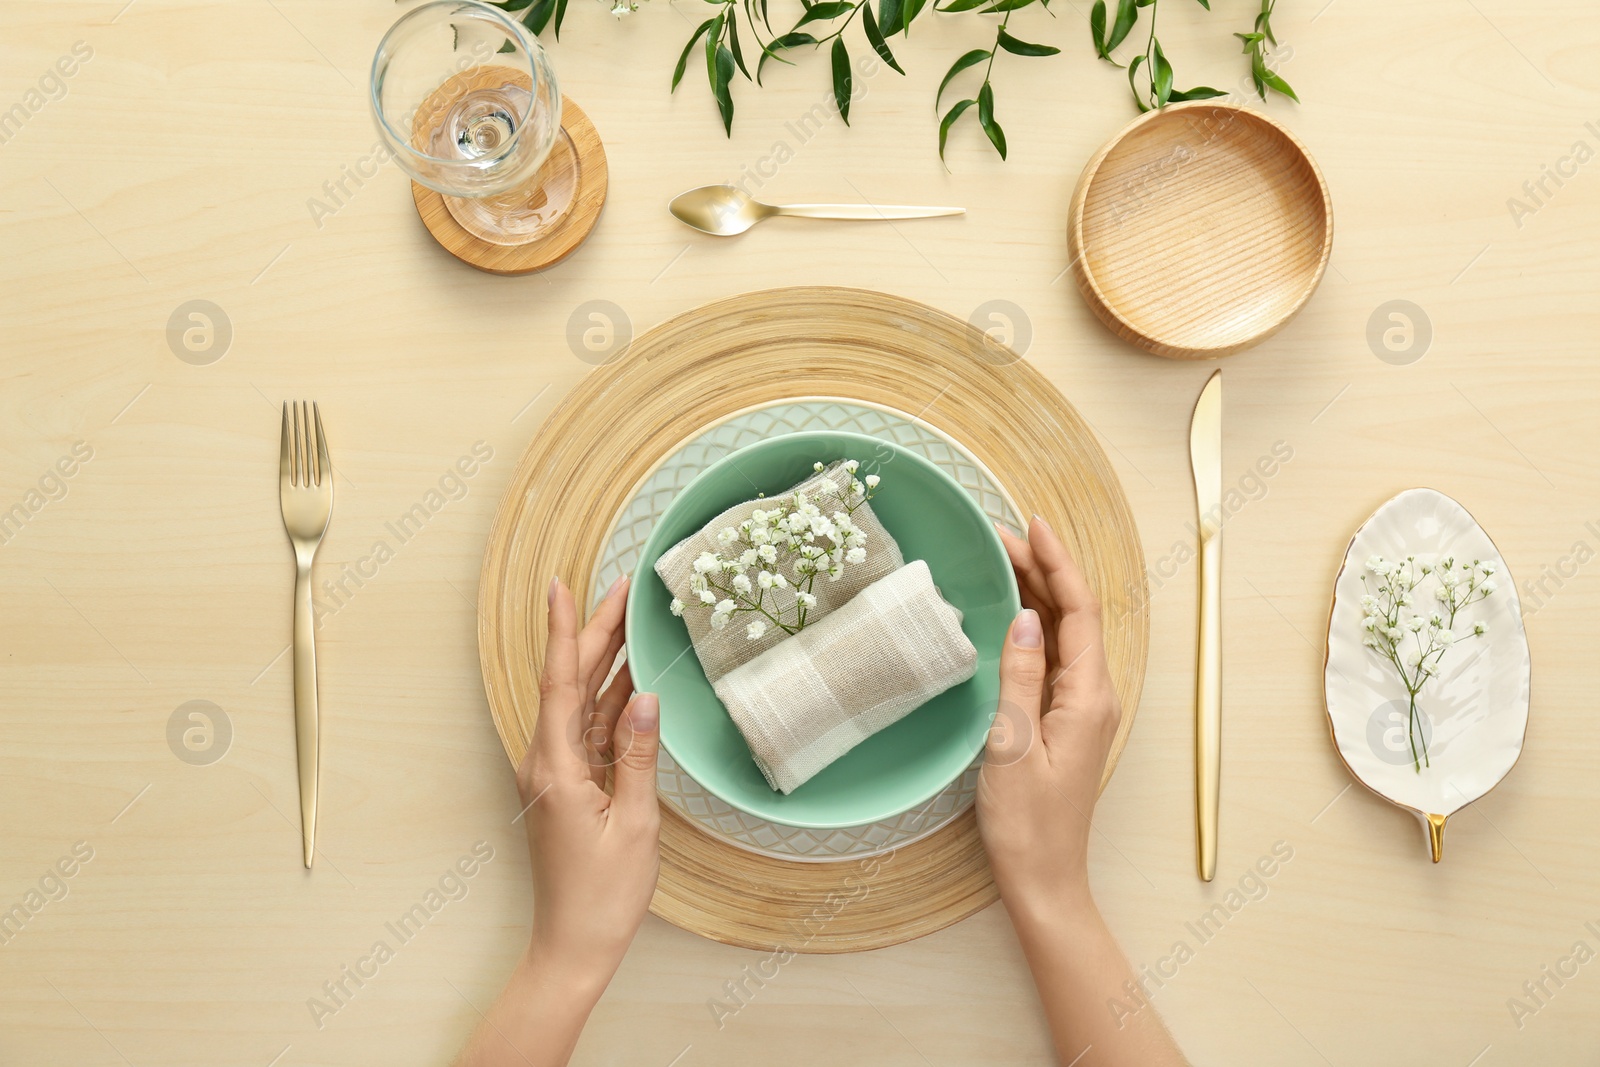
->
[1068, 101, 1332, 359]
[477, 287, 1149, 952]
[410, 68, 607, 276]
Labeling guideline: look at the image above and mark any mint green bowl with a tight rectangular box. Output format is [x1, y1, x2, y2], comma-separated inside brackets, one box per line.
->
[625, 430, 1020, 829]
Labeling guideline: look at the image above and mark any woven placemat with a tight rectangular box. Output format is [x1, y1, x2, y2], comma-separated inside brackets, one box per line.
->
[478, 286, 1148, 952]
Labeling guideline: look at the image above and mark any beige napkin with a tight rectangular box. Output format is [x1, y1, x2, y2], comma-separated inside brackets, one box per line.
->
[712, 559, 978, 794]
[654, 460, 904, 683]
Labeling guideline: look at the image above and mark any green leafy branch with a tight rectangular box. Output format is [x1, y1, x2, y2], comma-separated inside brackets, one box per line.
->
[935, 3, 1060, 163]
[477, 0, 1299, 162]
[1235, 0, 1297, 103]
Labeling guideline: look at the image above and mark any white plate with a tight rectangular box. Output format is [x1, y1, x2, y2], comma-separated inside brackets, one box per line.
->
[588, 397, 1022, 861]
[1323, 488, 1531, 862]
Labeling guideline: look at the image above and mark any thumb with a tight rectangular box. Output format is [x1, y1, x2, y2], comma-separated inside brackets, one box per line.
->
[989, 609, 1044, 768]
[609, 693, 661, 823]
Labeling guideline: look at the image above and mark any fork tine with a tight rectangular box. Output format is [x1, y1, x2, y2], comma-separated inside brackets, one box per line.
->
[295, 401, 308, 487]
[280, 402, 292, 481]
[313, 403, 330, 488]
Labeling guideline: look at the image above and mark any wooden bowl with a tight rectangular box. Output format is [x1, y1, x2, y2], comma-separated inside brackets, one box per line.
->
[1068, 102, 1332, 359]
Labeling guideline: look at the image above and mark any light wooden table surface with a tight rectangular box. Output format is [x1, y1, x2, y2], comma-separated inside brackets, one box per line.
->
[4, 1, 1598, 1064]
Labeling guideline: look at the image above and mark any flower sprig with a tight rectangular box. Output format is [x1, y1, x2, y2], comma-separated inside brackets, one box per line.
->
[670, 460, 882, 641]
[1359, 554, 1497, 773]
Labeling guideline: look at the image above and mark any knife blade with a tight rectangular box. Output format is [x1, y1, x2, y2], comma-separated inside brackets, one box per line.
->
[1189, 369, 1223, 882]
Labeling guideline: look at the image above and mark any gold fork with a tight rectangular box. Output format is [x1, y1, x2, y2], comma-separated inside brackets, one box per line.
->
[279, 401, 333, 868]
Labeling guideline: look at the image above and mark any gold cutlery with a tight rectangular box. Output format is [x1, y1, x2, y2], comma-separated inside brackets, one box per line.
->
[278, 402, 333, 869]
[1189, 370, 1222, 882]
[669, 184, 964, 237]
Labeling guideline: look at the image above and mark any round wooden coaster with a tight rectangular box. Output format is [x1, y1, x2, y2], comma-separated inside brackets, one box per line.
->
[478, 287, 1149, 952]
[410, 95, 607, 276]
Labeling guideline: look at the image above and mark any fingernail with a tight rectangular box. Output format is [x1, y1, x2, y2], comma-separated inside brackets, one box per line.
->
[629, 693, 659, 732]
[607, 574, 629, 600]
[548, 576, 560, 605]
[1032, 514, 1052, 532]
[1012, 608, 1043, 648]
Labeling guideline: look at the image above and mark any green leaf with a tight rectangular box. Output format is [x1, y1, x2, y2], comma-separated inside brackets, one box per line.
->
[1168, 85, 1225, 101]
[713, 44, 736, 134]
[1090, 0, 1107, 58]
[1192, 0, 1209, 8]
[705, 10, 725, 89]
[1261, 67, 1298, 102]
[1235, 30, 1264, 49]
[899, 0, 927, 33]
[727, 11, 751, 79]
[796, 0, 853, 25]
[497, 37, 516, 52]
[1105, 0, 1138, 53]
[936, 0, 990, 11]
[757, 31, 817, 82]
[1126, 52, 1149, 111]
[937, 48, 990, 107]
[831, 37, 853, 124]
[982, 0, 1040, 10]
[673, 18, 716, 90]
[551, 0, 569, 38]
[976, 82, 1005, 158]
[523, 0, 555, 35]
[861, 5, 905, 73]
[996, 28, 1059, 56]
[938, 98, 976, 161]
[1152, 38, 1173, 107]
[492, 0, 536, 11]
[878, 0, 903, 36]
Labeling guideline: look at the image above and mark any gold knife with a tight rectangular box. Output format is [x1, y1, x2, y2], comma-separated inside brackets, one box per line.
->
[1189, 370, 1223, 882]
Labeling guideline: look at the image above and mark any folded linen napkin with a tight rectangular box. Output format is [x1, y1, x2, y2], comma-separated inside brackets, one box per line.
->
[654, 460, 904, 683]
[712, 559, 978, 794]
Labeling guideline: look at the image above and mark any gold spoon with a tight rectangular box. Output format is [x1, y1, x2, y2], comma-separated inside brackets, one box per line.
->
[669, 184, 964, 237]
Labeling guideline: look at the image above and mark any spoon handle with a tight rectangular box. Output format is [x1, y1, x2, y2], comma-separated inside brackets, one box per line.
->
[768, 204, 964, 221]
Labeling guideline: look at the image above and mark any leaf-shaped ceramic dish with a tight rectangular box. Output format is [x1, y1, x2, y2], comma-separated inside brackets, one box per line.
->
[1323, 488, 1531, 862]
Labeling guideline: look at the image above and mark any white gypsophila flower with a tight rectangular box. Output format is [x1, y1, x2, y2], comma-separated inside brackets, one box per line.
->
[844, 460, 859, 474]
[797, 591, 817, 609]
[693, 552, 719, 575]
[1406, 617, 1425, 633]
[1360, 595, 1377, 611]
[732, 573, 751, 594]
[717, 526, 738, 545]
[1474, 621, 1488, 636]
[1365, 556, 1383, 572]
[851, 479, 865, 496]
[1363, 636, 1380, 649]
[757, 570, 774, 589]
[699, 589, 716, 605]
[1441, 570, 1459, 588]
[865, 474, 880, 488]
[746, 619, 767, 640]
[714, 598, 735, 616]
[1405, 649, 1422, 668]
[813, 461, 825, 472]
[1480, 579, 1497, 595]
[1479, 561, 1496, 576]
[669, 598, 684, 616]
[1361, 616, 1378, 631]
[773, 573, 788, 589]
[827, 566, 842, 582]
[758, 544, 778, 564]
[709, 610, 729, 631]
[738, 548, 759, 567]
[846, 547, 867, 564]
[1436, 630, 1455, 647]
[1384, 627, 1403, 641]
